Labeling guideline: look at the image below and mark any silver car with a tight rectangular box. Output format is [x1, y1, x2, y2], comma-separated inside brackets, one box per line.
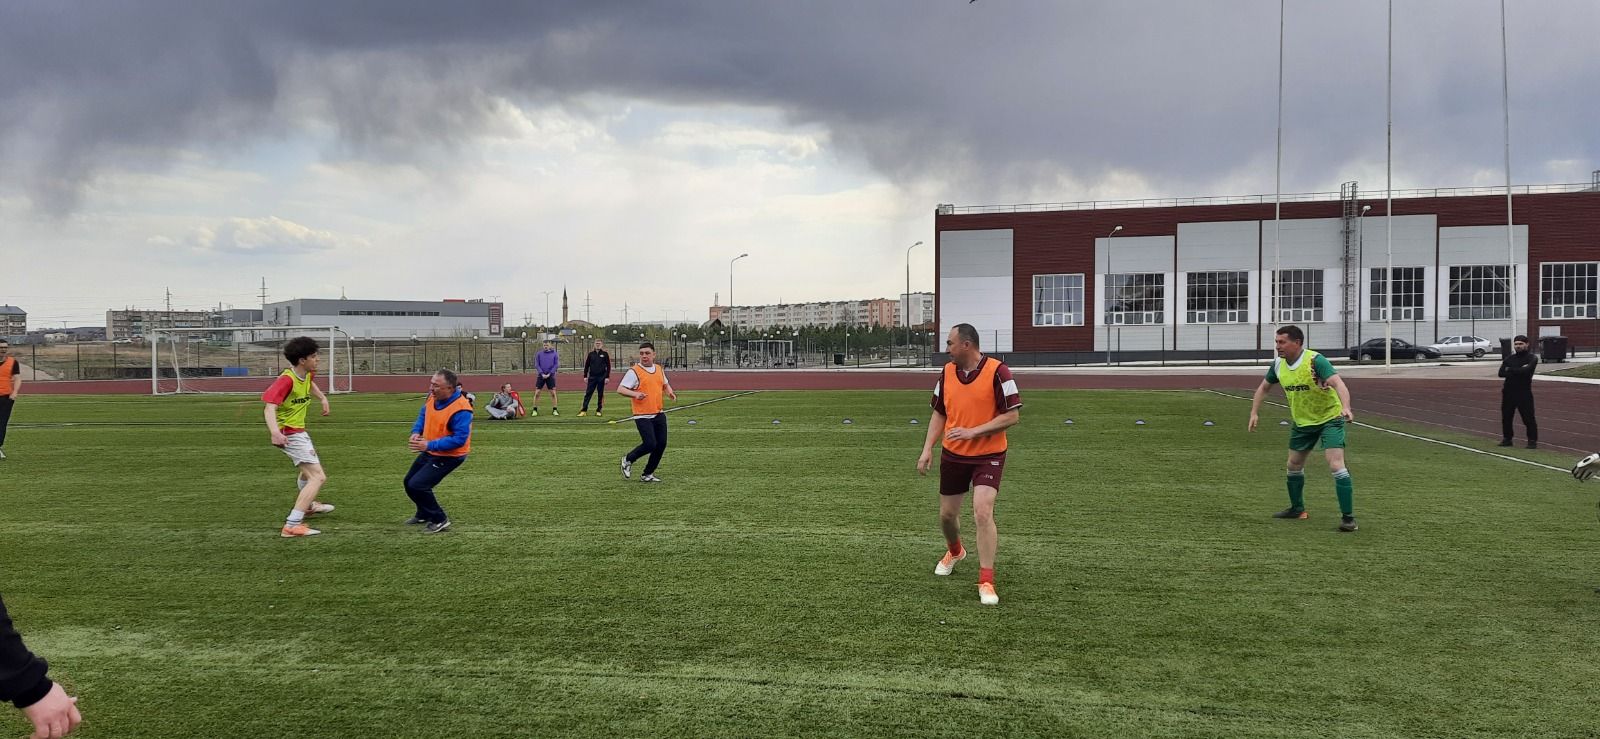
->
[1429, 335, 1491, 358]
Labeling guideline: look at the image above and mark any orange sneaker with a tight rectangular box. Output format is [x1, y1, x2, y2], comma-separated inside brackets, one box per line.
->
[280, 523, 321, 538]
[934, 548, 966, 576]
[977, 582, 999, 606]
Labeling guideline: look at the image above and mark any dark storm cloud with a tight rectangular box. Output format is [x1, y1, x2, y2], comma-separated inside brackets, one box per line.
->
[0, 0, 1594, 212]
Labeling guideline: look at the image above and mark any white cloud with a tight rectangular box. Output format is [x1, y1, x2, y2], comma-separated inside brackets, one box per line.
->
[179, 216, 364, 256]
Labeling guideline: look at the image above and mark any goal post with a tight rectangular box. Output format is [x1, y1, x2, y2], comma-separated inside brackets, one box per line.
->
[148, 326, 354, 395]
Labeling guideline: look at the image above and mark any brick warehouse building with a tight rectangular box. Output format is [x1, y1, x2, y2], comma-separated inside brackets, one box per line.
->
[934, 182, 1600, 361]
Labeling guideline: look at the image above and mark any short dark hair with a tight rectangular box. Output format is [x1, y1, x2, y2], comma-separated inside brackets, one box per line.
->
[639, 342, 655, 351]
[283, 336, 320, 364]
[1514, 335, 1529, 343]
[1276, 325, 1305, 344]
[435, 368, 459, 386]
[952, 323, 980, 348]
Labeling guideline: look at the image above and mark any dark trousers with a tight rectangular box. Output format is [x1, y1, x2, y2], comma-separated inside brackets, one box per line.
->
[404, 453, 465, 523]
[1501, 392, 1537, 443]
[581, 377, 607, 412]
[0, 395, 12, 448]
[626, 414, 668, 476]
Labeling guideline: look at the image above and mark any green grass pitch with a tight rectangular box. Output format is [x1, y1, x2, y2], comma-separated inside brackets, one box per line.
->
[5, 390, 1599, 737]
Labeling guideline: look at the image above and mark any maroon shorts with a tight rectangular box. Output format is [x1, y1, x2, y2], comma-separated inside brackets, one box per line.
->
[939, 453, 1006, 495]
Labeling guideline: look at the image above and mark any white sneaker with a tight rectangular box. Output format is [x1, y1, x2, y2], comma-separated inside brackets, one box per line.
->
[0, 448, 7, 460]
[934, 549, 966, 576]
[978, 582, 999, 606]
[307, 502, 335, 515]
[641, 474, 663, 483]
[621, 457, 632, 479]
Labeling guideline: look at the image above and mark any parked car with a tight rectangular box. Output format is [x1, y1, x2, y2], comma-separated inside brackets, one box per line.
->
[1428, 335, 1490, 358]
[1349, 338, 1442, 361]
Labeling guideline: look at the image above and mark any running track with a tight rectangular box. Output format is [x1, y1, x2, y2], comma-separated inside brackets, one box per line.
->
[25, 371, 1600, 454]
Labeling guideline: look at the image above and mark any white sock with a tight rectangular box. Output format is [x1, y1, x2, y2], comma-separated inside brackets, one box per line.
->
[286, 509, 305, 526]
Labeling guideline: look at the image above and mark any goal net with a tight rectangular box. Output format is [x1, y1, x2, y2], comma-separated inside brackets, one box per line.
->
[148, 326, 354, 395]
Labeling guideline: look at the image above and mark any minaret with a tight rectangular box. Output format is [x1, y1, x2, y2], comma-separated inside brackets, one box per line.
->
[561, 287, 569, 325]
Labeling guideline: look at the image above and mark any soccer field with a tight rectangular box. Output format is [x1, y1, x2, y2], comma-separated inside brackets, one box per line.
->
[5, 389, 1599, 737]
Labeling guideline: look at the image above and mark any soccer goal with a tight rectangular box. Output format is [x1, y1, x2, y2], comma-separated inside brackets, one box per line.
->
[148, 326, 354, 395]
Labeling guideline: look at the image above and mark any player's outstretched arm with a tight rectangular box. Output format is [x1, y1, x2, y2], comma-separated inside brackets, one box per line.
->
[263, 404, 286, 446]
[917, 410, 947, 475]
[309, 379, 330, 415]
[1327, 374, 1354, 421]
[1247, 380, 1270, 431]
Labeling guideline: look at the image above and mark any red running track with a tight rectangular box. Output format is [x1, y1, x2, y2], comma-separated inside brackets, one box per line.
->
[24, 371, 1597, 453]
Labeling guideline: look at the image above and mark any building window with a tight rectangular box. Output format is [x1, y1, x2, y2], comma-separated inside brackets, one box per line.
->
[1032, 274, 1085, 327]
[1369, 267, 1426, 321]
[1540, 262, 1598, 319]
[1272, 269, 1324, 322]
[1185, 271, 1249, 324]
[1448, 265, 1512, 320]
[1105, 273, 1165, 325]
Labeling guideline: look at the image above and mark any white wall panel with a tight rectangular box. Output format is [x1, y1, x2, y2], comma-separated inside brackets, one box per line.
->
[938, 229, 1014, 351]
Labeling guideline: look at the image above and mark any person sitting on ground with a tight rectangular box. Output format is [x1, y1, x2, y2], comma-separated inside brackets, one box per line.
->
[486, 383, 523, 420]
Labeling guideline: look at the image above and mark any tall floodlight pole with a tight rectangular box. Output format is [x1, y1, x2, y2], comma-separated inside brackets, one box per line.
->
[1501, 0, 1517, 341]
[1358, 205, 1372, 342]
[1384, 0, 1394, 372]
[540, 291, 555, 329]
[730, 253, 749, 358]
[1273, 0, 1285, 338]
[1104, 225, 1123, 365]
[905, 240, 923, 367]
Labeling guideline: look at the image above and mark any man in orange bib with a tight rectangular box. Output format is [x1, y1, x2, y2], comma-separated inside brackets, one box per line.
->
[616, 342, 676, 483]
[405, 369, 474, 533]
[0, 339, 20, 460]
[917, 323, 1022, 606]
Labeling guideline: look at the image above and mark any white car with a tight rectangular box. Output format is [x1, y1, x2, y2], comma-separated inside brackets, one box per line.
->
[1429, 335, 1491, 358]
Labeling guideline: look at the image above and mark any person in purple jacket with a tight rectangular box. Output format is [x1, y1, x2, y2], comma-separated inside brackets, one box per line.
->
[531, 340, 560, 416]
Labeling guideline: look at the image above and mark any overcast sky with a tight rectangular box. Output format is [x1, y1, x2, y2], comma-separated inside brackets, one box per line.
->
[3, 0, 1595, 329]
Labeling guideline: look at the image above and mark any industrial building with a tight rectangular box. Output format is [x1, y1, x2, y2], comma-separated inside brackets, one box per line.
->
[934, 182, 1600, 360]
[264, 298, 504, 339]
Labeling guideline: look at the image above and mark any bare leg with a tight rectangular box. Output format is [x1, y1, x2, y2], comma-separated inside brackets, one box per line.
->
[939, 493, 964, 553]
[973, 486, 998, 569]
[294, 463, 326, 513]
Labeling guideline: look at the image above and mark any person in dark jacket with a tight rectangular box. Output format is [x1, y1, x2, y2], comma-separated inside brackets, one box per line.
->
[579, 339, 612, 417]
[1498, 335, 1539, 449]
[1, 594, 83, 737]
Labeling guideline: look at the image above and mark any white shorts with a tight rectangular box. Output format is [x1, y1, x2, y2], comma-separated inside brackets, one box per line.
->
[280, 432, 321, 466]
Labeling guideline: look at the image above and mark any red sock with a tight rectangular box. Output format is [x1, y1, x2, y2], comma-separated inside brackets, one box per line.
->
[978, 568, 994, 585]
[948, 541, 964, 557]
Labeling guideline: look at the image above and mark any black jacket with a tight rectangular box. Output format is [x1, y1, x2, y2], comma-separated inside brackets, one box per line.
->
[1499, 350, 1538, 394]
[583, 350, 612, 379]
[0, 594, 51, 709]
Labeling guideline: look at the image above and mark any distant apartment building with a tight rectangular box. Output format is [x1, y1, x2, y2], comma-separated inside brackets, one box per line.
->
[0, 305, 25, 336]
[106, 308, 214, 340]
[897, 292, 935, 329]
[708, 297, 900, 330]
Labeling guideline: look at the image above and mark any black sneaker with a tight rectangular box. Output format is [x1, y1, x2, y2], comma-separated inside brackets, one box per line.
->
[404, 516, 427, 525]
[1527, 441, 1538, 450]
[1498, 440, 1514, 447]
[1339, 516, 1359, 532]
[1272, 508, 1308, 519]
[424, 520, 451, 534]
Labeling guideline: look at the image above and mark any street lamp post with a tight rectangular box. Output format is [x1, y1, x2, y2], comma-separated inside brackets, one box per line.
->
[1357, 205, 1371, 345]
[1104, 225, 1124, 365]
[729, 252, 749, 367]
[904, 240, 923, 368]
[540, 291, 555, 329]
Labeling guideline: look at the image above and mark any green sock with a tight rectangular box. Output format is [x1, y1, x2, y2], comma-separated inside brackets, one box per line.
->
[1286, 471, 1306, 511]
[1333, 469, 1353, 516]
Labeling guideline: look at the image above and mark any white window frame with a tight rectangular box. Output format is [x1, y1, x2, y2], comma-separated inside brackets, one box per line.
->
[1539, 261, 1598, 320]
[1185, 270, 1249, 324]
[1370, 266, 1426, 321]
[1448, 265, 1512, 320]
[1272, 268, 1325, 323]
[1032, 273, 1085, 327]
[1104, 273, 1166, 325]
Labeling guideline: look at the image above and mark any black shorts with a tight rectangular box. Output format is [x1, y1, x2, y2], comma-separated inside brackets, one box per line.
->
[535, 375, 557, 390]
[939, 453, 1006, 495]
